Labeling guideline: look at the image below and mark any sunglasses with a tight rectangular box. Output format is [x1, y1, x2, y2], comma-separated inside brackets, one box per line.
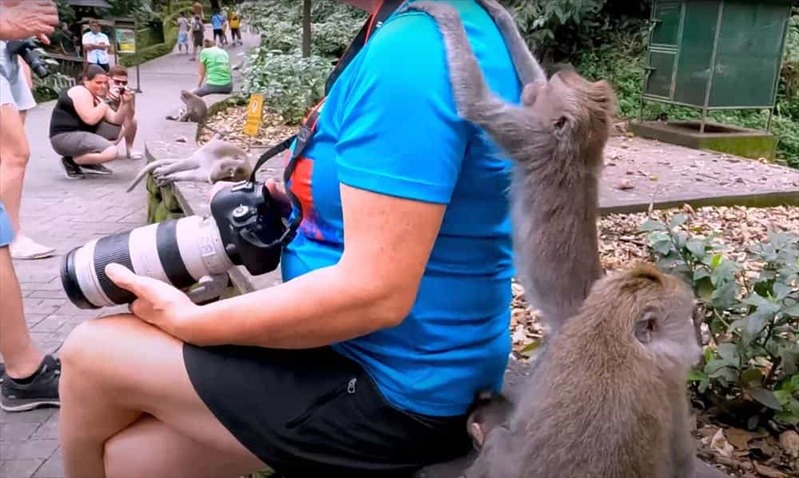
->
[112, 79, 128, 86]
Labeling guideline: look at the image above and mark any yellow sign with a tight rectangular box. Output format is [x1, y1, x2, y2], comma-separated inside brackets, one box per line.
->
[115, 26, 137, 54]
[243, 94, 264, 137]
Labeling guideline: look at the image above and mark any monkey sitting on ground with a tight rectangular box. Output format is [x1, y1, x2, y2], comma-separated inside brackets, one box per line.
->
[467, 264, 715, 477]
[125, 138, 252, 192]
[166, 89, 208, 123]
[406, 0, 607, 335]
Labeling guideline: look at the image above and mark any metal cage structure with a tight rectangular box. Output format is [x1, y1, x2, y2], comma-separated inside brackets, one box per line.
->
[639, 0, 794, 133]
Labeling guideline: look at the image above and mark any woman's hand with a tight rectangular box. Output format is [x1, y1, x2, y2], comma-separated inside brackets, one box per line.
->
[105, 263, 201, 341]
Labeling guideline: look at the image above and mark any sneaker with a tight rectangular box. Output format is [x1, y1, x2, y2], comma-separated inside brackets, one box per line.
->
[126, 150, 144, 160]
[9, 235, 56, 260]
[1, 355, 61, 412]
[0, 362, 4, 383]
[61, 156, 84, 179]
[81, 163, 113, 175]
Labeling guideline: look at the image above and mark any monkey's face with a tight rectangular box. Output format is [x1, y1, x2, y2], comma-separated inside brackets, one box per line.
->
[523, 71, 617, 157]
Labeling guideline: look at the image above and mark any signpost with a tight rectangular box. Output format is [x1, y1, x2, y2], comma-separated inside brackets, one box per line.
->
[113, 18, 142, 93]
[243, 94, 265, 137]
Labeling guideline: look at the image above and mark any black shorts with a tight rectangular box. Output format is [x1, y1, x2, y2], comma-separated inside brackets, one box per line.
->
[183, 344, 472, 477]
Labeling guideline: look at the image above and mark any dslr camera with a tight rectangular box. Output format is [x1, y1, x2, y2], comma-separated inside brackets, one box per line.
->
[6, 38, 49, 78]
[61, 180, 294, 309]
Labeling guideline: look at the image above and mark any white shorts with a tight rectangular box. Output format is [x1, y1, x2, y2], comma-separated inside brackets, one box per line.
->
[0, 69, 36, 112]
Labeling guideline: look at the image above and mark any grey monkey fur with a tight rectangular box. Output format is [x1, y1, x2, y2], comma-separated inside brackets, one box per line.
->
[125, 139, 252, 193]
[406, 0, 604, 333]
[166, 89, 208, 123]
[405, 3, 731, 478]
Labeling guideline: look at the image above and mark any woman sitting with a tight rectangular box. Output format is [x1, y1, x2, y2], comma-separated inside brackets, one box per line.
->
[48, 64, 133, 179]
[192, 38, 233, 97]
[56, 1, 522, 476]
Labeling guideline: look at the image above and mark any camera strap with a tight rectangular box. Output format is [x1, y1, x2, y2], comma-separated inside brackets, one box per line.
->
[248, 0, 406, 247]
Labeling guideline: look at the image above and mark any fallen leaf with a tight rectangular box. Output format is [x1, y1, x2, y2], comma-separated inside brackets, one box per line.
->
[752, 462, 787, 478]
[780, 431, 799, 458]
[727, 428, 757, 450]
[710, 428, 735, 458]
[616, 179, 635, 190]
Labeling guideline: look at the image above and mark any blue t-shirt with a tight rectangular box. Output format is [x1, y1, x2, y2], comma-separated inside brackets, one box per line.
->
[211, 13, 225, 29]
[282, 0, 522, 417]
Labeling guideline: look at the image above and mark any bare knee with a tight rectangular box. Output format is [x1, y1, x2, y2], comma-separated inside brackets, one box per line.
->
[60, 315, 139, 375]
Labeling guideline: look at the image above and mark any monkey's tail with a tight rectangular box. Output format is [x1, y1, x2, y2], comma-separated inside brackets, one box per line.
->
[125, 159, 175, 193]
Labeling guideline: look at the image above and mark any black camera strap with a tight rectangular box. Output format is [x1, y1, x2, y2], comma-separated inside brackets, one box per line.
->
[248, 0, 406, 248]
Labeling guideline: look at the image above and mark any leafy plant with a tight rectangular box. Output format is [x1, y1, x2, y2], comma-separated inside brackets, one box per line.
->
[640, 214, 799, 428]
[237, 0, 365, 122]
[240, 48, 333, 124]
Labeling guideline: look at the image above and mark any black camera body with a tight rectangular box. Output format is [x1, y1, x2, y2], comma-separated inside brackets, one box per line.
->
[6, 38, 49, 78]
[210, 180, 290, 276]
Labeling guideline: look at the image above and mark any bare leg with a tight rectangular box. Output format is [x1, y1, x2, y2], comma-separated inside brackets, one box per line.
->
[0, 104, 30, 234]
[123, 116, 140, 157]
[73, 146, 119, 165]
[0, 245, 44, 378]
[105, 415, 266, 478]
[58, 314, 266, 478]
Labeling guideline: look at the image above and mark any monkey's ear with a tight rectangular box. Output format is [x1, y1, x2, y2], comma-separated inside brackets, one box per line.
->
[634, 306, 661, 344]
[591, 80, 618, 116]
[470, 422, 486, 447]
[553, 114, 576, 135]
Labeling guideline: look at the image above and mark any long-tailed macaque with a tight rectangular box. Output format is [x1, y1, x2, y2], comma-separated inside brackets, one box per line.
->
[125, 138, 252, 192]
[418, 264, 724, 478]
[406, 0, 608, 334]
[405, 2, 730, 477]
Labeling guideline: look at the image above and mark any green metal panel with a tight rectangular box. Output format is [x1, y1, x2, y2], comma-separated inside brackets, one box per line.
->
[709, 1, 791, 107]
[672, 1, 720, 107]
[641, 0, 793, 126]
[651, 0, 682, 46]
[646, 50, 678, 99]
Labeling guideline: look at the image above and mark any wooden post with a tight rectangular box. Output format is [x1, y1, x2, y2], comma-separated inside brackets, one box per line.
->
[302, 0, 312, 58]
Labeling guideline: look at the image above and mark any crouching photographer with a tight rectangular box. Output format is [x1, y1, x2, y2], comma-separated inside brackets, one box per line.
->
[55, 0, 523, 476]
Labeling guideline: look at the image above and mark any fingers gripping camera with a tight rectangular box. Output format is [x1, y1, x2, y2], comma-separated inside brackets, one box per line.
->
[61, 181, 292, 309]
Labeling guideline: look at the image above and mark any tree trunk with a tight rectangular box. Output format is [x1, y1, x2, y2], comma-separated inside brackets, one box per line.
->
[302, 0, 312, 57]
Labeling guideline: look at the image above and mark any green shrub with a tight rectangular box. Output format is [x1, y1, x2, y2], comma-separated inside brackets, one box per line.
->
[640, 214, 799, 429]
[237, 0, 365, 123]
[240, 48, 333, 124]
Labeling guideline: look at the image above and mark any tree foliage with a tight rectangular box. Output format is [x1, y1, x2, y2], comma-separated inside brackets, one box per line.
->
[642, 215, 799, 429]
[238, 0, 366, 123]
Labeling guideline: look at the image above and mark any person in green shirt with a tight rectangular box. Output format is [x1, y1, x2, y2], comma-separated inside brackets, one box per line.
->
[193, 39, 233, 97]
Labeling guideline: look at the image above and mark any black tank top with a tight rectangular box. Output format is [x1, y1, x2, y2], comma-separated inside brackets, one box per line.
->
[49, 86, 98, 137]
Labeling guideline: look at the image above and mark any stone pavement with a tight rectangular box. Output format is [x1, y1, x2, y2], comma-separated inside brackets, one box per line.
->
[0, 26, 260, 478]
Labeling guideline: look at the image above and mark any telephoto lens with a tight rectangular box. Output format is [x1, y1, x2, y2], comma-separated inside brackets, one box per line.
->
[60, 180, 289, 309]
[61, 215, 234, 309]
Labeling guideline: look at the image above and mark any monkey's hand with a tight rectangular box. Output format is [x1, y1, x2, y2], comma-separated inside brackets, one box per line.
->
[154, 169, 213, 187]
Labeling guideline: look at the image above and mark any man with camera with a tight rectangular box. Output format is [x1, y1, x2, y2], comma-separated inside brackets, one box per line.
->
[0, 0, 62, 412]
[95, 65, 143, 160]
[56, 0, 525, 475]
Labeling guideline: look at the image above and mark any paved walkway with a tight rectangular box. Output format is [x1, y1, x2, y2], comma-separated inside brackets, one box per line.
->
[0, 26, 259, 478]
